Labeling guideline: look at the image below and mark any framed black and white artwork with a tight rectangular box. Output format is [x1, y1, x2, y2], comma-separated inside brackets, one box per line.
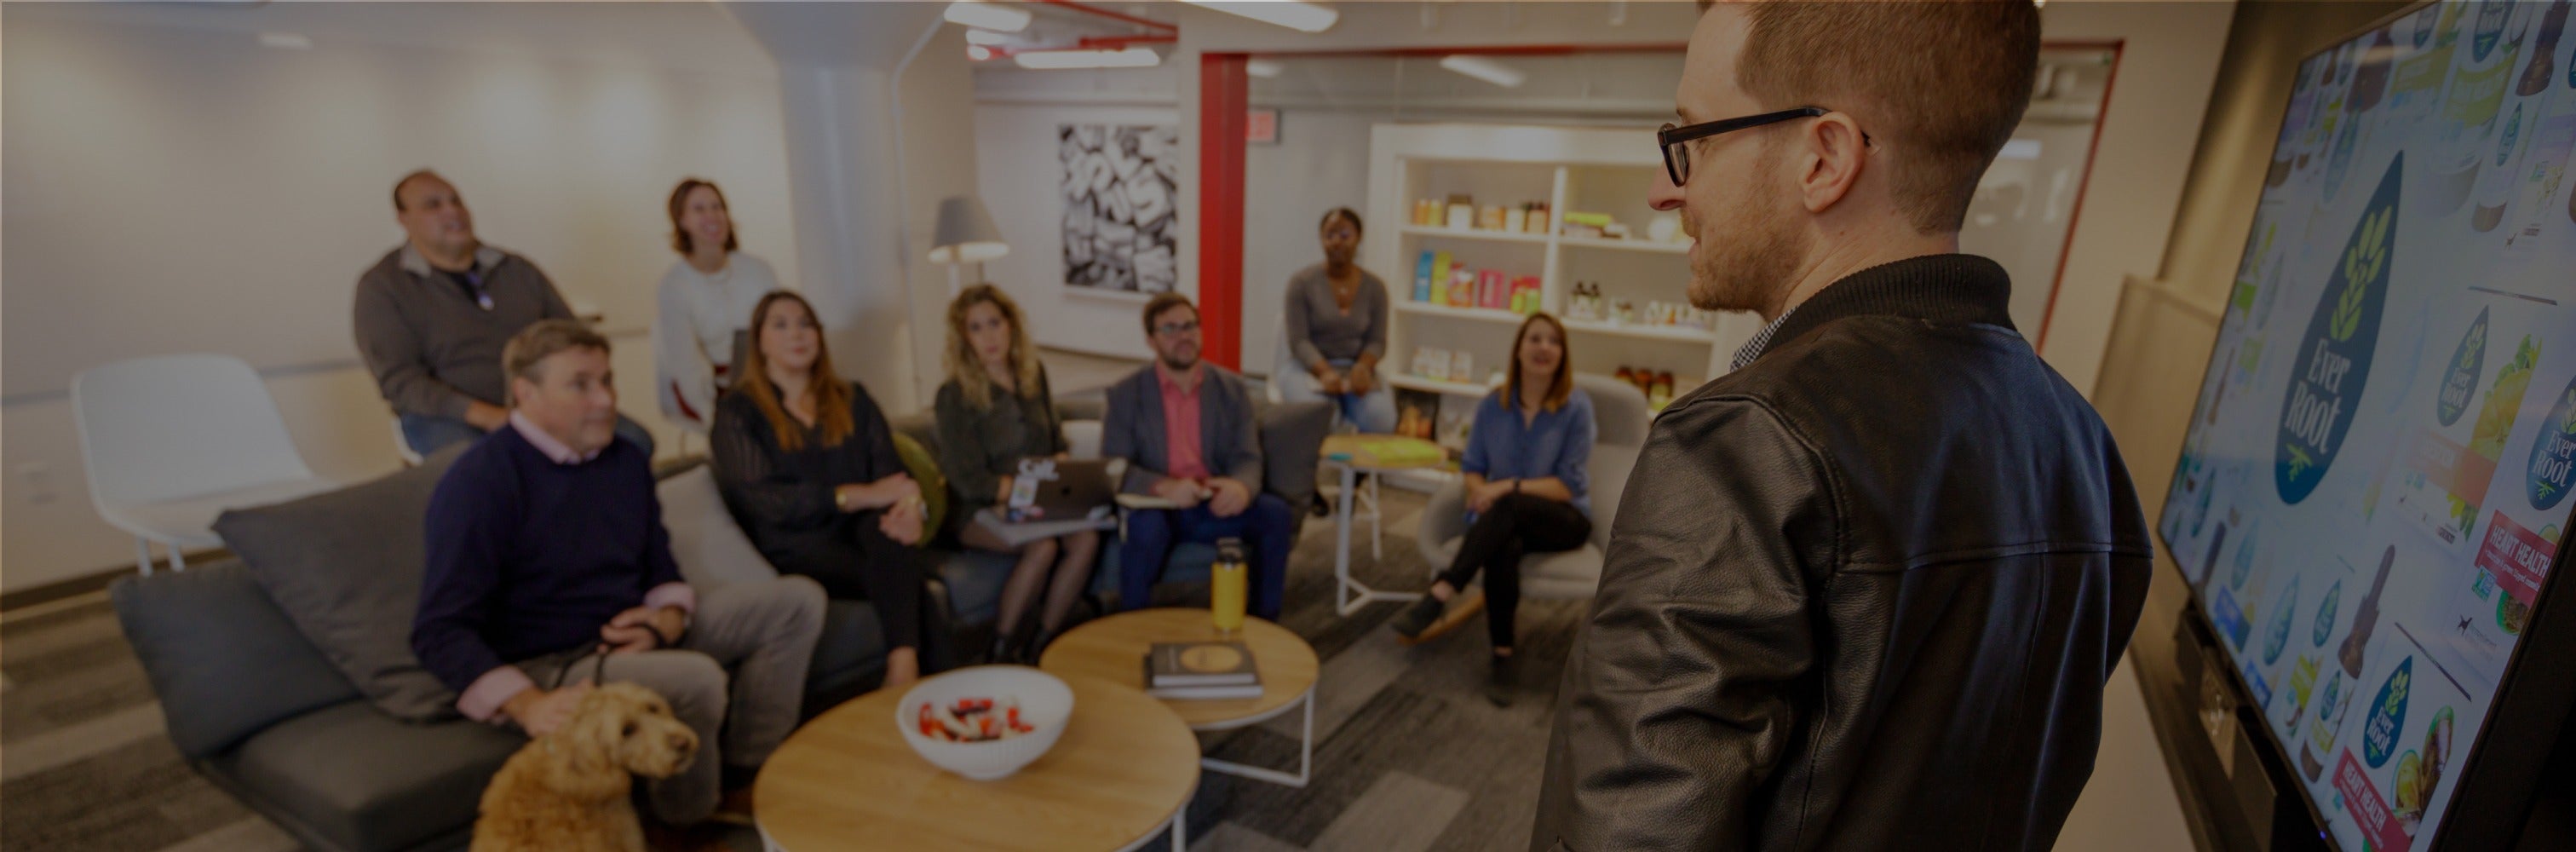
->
[1060, 124, 1179, 295]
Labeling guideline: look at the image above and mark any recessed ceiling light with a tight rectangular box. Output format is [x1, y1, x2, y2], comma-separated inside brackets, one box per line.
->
[946, 1, 1032, 33]
[1245, 59, 1285, 78]
[1439, 55, 1526, 89]
[1181, 1, 1339, 34]
[1014, 48, 1163, 71]
[968, 45, 996, 61]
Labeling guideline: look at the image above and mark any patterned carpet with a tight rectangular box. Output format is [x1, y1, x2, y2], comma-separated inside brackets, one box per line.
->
[0, 488, 1585, 851]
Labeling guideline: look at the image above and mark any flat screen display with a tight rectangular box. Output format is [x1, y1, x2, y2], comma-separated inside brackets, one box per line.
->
[2159, 1, 2576, 849]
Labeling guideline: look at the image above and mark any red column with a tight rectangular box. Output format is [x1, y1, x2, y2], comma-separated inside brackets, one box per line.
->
[1198, 53, 1249, 371]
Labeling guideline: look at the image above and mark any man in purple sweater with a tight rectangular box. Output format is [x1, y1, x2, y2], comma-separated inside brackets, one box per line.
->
[411, 320, 823, 826]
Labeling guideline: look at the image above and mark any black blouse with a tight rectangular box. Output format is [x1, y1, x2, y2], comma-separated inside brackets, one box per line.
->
[933, 367, 1068, 511]
[710, 380, 905, 537]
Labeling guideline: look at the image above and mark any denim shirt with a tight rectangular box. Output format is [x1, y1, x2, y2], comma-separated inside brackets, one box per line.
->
[1460, 387, 1595, 521]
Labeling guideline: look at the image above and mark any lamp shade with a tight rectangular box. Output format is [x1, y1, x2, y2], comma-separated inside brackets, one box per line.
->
[929, 195, 1009, 264]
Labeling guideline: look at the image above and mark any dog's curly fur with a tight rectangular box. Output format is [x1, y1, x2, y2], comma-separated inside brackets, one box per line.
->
[471, 682, 699, 852]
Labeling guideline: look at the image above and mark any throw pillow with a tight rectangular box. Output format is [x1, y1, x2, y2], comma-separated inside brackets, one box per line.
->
[892, 431, 948, 542]
[215, 446, 466, 722]
[658, 464, 779, 590]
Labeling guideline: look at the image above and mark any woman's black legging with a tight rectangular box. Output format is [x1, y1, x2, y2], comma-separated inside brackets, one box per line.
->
[1440, 492, 1593, 649]
[756, 509, 925, 651]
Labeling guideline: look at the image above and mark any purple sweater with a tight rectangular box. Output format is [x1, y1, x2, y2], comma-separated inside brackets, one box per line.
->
[411, 425, 682, 706]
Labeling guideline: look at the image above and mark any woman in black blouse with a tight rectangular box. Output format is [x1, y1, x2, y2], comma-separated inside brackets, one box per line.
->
[711, 291, 930, 689]
[934, 285, 1101, 663]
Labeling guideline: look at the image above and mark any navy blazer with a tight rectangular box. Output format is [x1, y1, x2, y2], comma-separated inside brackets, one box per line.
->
[1101, 365, 1264, 495]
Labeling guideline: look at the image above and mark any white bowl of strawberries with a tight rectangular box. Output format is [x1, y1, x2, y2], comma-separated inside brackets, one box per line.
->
[894, 665, 1074, 780]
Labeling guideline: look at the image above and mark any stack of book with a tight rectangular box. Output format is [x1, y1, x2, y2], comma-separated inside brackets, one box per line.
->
[1142, 641, 1262, 699]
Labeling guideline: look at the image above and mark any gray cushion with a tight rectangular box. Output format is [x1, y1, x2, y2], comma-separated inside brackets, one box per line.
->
[808, 600, 891, 699]
[213, 446, 464, 722]
[658, 465, 780, 590]
[208, 701, 520, 852]
[111, 561, 360, 759]
[933, 547, 1023, 627]
[1257, 400, 1333, 509]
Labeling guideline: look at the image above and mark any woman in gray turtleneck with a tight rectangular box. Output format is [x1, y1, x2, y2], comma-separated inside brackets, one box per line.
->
[1274, 207, 1395, 433]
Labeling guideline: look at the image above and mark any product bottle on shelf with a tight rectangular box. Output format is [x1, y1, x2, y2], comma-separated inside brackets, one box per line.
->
[2298, 544, 2396, 780]
[1650, 371, 1676, 409]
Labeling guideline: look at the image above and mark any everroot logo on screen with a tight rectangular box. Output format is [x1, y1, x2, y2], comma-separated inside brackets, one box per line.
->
[2280, 155, 2400, 504]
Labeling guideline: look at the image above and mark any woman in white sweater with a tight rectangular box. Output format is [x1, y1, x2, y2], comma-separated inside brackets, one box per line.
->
[655, 177, 785, 434]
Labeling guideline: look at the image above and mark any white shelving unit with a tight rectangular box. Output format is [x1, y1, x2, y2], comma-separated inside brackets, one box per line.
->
[1366, 123, 1760, 417]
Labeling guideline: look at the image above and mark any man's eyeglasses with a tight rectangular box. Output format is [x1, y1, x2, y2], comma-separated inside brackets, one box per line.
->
[1656, 106, 1828, 187]
[1154, 320, 1201, 337]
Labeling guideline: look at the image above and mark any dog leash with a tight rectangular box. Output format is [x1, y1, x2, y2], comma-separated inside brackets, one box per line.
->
[549, 647, 614, 692]
[544, 620, 678, 691]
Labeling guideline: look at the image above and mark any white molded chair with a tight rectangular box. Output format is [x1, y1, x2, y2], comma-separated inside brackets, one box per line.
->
[1412, 372, 1652, 600]
[391, 417, 425, 467]
[72, 355, 341, 573]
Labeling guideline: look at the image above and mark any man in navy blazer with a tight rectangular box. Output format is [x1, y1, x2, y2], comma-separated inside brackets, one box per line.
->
[1101, 293, 1296, 618]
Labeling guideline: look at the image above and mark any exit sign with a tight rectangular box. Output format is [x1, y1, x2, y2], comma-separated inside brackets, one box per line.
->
[1246, 108, 1279, 146]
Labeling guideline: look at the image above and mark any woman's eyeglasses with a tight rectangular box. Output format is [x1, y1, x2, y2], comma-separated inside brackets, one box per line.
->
[1655, 106, 1831, 187]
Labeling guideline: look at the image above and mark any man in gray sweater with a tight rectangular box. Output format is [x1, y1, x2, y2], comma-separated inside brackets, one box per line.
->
[354, 170, 653, 456]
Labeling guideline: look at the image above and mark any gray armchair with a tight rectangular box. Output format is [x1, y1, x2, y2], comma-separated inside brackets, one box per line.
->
[1413, 372, 1652, 599]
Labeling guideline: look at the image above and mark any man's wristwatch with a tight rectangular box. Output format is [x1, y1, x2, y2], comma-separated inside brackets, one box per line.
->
[835, 486, 852, 512]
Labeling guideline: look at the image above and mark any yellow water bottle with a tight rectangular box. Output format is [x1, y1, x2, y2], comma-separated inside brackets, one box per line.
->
[1210, 538, 1249, 633]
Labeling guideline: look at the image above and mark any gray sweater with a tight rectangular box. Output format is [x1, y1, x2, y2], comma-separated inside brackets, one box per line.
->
[1283, 263, 1388, 371]
[353, 244, 573, 419]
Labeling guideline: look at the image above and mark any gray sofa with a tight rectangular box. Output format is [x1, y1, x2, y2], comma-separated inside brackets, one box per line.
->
[899, 395, 1334, 623]
[111, 394, 1330, 852]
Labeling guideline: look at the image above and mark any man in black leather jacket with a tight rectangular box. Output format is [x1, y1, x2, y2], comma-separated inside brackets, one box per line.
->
[1533, 3, 2151, 850]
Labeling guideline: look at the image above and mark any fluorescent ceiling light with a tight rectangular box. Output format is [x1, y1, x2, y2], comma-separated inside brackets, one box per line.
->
[1013, 48, 1163, 70]
[258, 32, 313, 50]
[1245, 59, 1285, 78]
[1183, 1, 1340, 34]
[963, 28, 1013, 47]
[1439, 55, 1526, 89]
[945, 1, 1032, 33]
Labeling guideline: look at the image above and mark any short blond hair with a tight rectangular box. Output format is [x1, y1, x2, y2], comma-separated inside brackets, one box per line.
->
[503, 320, 610, 400]
[1734, 0, 2039, 233]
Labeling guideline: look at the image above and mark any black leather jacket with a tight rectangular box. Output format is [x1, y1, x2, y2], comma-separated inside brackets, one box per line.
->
[1534, 255, 2151, 851]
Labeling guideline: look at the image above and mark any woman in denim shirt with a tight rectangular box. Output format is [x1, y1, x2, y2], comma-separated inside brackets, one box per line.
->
[1389, 313, 1594, 705]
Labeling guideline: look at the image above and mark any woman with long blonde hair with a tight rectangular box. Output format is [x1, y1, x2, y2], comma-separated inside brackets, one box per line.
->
[710, 291, 933, 689]
[1387, 313, 1596, 707]
[934, 284, 1100, 663]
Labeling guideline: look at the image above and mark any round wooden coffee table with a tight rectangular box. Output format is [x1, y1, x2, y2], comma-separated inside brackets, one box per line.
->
[754, 671, 1199, 851]
[1038, 608, 1322, 787]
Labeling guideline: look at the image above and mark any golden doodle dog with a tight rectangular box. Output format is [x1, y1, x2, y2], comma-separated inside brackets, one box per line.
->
[471, 682, 699, 852]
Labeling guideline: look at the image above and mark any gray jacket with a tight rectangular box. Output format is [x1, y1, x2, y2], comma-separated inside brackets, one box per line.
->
[353, 244, 572, 419]
[1101, 365, 1262, 496]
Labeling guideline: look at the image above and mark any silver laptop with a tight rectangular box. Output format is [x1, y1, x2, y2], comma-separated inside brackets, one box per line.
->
[1006, 458, 1115, 522]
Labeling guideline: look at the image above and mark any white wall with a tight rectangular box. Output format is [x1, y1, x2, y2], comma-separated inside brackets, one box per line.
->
[0, 9, 795, 589]
[975, 97, 1185, 361]
[2033, 0, 2240, 394]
